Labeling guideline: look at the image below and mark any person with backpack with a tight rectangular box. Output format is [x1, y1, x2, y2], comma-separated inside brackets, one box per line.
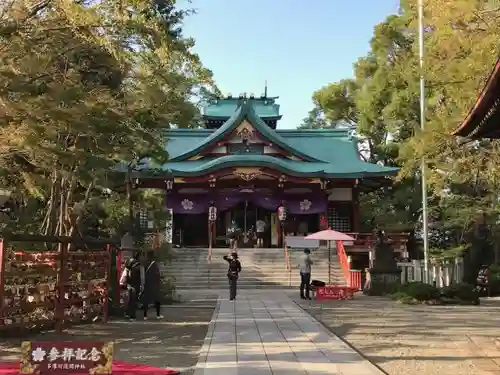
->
[223, 251, 242, 300]
[119, 250, 145, 320]
[140, 250, 163, 320]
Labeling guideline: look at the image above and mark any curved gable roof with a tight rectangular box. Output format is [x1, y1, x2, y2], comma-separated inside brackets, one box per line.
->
[169, 100, 322, 162]
[453, 58, 500, 138]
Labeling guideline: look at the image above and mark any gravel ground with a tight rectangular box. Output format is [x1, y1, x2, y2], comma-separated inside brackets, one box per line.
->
[0, 294, 219, 375]
[295, 295, 500, 375]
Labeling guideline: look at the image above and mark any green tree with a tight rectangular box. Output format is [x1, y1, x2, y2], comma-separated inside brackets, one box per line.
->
[0, 0, 215, 238]
[303, 10, 422, 244]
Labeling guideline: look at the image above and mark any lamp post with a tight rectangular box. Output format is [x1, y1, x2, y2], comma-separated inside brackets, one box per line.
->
[418, 0, 430, 283]
[208, 202, 217, 260]
[164, 169, 174, 246]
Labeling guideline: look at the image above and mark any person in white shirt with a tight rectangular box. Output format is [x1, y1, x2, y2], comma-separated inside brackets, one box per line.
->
[255, 218, 266, 248]
[298, 248, 313, 300]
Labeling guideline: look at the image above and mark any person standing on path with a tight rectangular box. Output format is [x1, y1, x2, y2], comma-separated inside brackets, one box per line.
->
[120, 250, 145, 320]
[141, 250, 164, 320]
[223, 251, 242, 301]
[298, 248, 313, 300]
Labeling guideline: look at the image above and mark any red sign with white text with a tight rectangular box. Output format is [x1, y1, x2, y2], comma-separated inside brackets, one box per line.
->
[20, 341, 113, 374]
[316, 286, 354, 301]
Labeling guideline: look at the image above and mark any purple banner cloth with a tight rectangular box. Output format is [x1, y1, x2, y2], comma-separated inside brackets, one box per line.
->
[167, 192, 327, 215]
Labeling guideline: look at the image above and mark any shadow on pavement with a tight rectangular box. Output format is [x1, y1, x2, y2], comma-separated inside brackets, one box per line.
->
[0, 302, 217, 374]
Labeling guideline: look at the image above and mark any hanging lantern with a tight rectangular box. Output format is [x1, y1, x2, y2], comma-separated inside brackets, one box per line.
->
[319, 214, 327, 229]
[208, 206, 217, 221]
[277, 205, 287, 222]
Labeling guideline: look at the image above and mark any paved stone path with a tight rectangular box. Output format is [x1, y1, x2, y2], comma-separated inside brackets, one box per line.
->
[193, 291, 383, 375]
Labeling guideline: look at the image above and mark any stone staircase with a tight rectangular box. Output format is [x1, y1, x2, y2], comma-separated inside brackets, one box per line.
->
[161, 247, 346, 290]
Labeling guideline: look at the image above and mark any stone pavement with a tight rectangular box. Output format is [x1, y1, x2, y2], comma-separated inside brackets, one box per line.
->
[193, 290, 383, 375]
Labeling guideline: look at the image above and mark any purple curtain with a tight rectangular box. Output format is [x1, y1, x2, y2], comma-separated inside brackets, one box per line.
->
[167, 192, 327, 214]
[285, 196, 327, 214]
[166, 193, 210, 214]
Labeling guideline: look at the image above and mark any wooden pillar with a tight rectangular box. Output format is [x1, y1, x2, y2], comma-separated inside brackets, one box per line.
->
[352, 185, 360, 232]
[320, 187, 329, 231]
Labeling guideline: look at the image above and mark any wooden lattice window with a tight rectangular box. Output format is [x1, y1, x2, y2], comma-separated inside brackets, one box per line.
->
[327, 204, 352, 233]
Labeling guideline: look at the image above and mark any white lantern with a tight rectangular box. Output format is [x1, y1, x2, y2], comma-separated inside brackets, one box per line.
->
[208, 206, 217, 221]
[277, 206, 287, 221]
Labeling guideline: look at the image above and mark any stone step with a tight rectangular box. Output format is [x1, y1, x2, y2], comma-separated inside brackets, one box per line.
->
[169, 276, 344, 283]
[164, 247, 347, 289]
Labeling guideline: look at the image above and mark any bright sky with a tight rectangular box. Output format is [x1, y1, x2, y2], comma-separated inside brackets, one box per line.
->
[182, 0, 400, 129]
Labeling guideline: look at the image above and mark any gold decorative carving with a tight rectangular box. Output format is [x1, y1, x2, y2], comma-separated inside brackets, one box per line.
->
[233, 168, 262, 181]
[89, 342, 114, 374]
[20, 342, 36, 374]
[239, 127, 254, 141]
[234, 171, 260, 181]
[235, 121, 256, 141]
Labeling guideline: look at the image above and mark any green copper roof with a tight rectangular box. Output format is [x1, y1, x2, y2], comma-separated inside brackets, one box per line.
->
[164, 154, 397, 178]
[170, 100, 321, 162]
[203, 97, 281, 119]
[162, 126, 398, 179]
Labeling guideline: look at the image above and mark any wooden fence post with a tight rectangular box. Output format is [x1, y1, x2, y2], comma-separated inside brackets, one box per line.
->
[104, 244, 111, 323]
[0, 239, 5, 322]
[55, 243, 67, 333]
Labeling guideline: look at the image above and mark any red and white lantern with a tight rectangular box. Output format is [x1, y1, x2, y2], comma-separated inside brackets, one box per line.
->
[277, 205, 287, 222]
[208, 206, 217, 221]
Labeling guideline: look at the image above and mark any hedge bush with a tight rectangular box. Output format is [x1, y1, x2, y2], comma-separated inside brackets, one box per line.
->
[441, 283, 479, 305]
[391, 281, 480, 305]
[400, 282, 440, 301]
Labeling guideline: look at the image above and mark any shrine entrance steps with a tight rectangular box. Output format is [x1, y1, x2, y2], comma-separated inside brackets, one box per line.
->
[161, 247, 346, 290]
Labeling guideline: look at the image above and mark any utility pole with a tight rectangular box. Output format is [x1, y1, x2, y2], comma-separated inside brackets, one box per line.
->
[418, 0, 430, 283]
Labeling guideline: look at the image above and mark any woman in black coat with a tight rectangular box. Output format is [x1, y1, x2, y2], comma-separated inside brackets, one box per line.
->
[141, 251, 163, 320]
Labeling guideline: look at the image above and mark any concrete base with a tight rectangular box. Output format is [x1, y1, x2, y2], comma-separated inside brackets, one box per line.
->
[363, 269, 401, 296]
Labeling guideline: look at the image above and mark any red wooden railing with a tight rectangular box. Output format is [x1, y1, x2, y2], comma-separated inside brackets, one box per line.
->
[337, 240, 362, 291]
[349, 270, 362, 291]
[336, 240, 350, 282]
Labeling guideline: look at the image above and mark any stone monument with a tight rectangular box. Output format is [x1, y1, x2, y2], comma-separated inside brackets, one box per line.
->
[364, 230, 401, 295]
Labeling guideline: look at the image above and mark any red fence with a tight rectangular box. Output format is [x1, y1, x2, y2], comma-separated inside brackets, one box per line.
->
[344, 232, 409, 251]
[0, 236, 112, 335]
[349, 270, 362, 291]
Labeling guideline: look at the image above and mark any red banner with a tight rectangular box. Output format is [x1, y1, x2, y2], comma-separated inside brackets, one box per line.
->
[20, 341, 113, 374]
[316, 286, 354, 301]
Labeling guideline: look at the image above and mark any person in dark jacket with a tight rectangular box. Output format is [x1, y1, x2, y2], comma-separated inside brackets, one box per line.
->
[141, 250, 163, 320]
[223, 251, 242, 301]
[123, 251, 144, 320]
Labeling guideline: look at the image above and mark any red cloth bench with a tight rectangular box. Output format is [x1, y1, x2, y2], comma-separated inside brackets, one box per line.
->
[314, 285, 357, 301]
[0, 361, 179, 375]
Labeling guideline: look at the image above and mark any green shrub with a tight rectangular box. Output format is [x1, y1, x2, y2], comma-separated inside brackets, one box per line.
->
[403, 282, 440, 301]
[390, 291, 407, 301]
[396, 295, 419, 305]
[390, 283, 404, 294]
[441, 283, 479, 304]
[490, 264, 500, 280]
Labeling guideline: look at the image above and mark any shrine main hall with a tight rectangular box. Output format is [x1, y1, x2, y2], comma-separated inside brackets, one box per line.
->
[136, 93, 398, 250]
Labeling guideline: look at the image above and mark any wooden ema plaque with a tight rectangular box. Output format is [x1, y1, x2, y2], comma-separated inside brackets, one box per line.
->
[20, 341, 113, 374]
